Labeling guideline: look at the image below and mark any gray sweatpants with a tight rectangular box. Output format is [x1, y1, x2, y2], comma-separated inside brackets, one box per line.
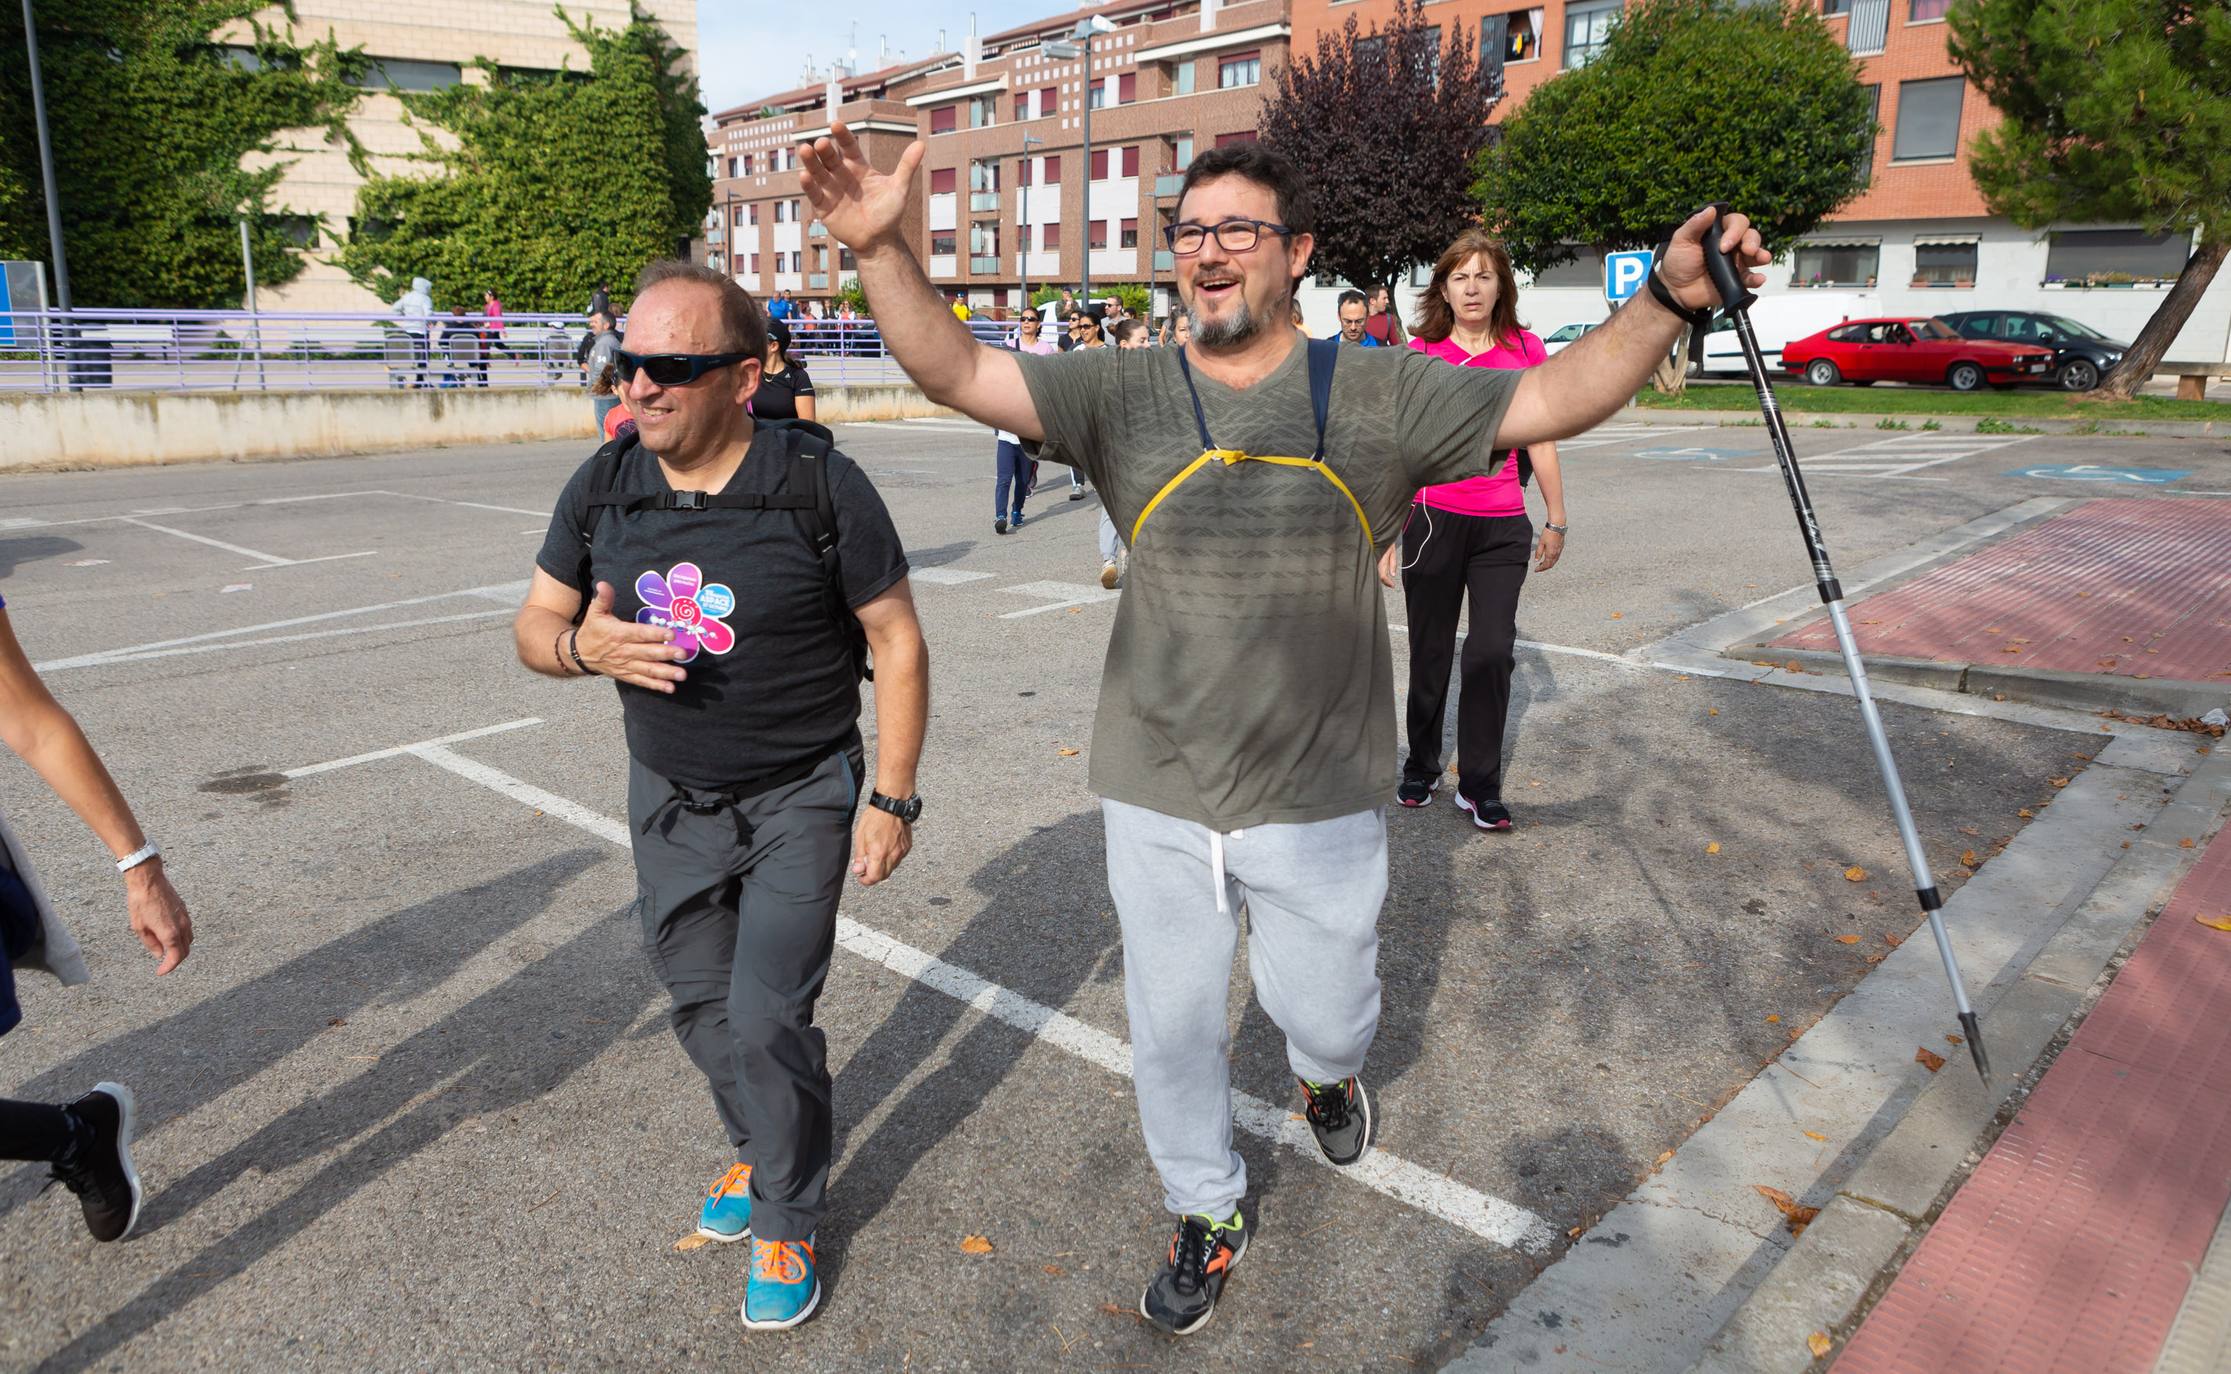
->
[626, 747, 861, 1242]
[1102, 799, 1389, 1220]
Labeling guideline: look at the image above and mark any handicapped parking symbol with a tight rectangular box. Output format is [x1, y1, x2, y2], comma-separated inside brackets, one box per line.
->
[1634, 446, 1739, 462]
[2008, 463, 2190, 484]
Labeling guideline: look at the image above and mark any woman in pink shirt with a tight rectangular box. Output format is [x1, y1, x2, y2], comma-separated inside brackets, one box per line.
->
[1379, 228, 1568, 831]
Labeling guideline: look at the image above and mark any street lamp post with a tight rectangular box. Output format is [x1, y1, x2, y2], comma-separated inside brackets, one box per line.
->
[1044, 16, 1113, 312]
[1018, 133, 1042, 318]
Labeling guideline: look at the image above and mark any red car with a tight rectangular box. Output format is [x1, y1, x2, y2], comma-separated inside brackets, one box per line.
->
[1779, 316, 2055, 392]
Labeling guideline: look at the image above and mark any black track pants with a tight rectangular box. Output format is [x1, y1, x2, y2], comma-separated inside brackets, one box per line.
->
[1399, 508, 1532, 803]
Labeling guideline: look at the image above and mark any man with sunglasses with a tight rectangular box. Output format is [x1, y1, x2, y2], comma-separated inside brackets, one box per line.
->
[801, 125, 1768, 1336]
[512, 259, 928, 1334]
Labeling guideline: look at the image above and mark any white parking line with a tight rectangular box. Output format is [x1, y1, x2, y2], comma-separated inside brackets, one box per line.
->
[998, 579, 1121, 618]
[1733, 431, 2038, 478]
[909, 567, 996, 586]
[32, 581, 528, 672]
[116, 516, 375, 570]
[281, 726, 1563, 1256]
[282, 718, 546, 779]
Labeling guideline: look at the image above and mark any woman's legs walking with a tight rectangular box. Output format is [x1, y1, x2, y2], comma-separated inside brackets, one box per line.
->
[1452, 516, 1533, 805]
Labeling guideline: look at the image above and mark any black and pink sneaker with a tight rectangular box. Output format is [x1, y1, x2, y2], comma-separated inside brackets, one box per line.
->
[1455, 793, 1513, 832]
[1395, 775, 1439, 808]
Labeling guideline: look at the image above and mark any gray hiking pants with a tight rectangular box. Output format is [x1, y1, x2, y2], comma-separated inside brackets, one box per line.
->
[1102, 799, 1389, 1220]
[626, 747, 861, 1242]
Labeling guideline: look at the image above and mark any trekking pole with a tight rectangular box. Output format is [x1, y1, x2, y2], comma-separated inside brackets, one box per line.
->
[1696, 209, 1990, 1084]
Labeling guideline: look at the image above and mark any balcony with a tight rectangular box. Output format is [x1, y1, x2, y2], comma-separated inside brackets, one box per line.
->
[1153, 249, 1175, 273]
[969, 256, 1001, 275]
[809, 273, 829, 289]
[808, 222, 827, 238]
[970, 192, 1001, 213]
[1153, 174, 1185, 199]
[1846, 0, 1889, 52]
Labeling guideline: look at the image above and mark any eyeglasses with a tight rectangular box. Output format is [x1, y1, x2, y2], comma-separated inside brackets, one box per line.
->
[613, 350, 755, 386]
[1164, 218, 1294, 257]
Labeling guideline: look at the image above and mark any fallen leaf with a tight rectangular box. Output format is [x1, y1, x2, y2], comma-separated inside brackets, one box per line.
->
[1946, 1033, 1965, 1045]
[1765, 1013, 1782, 1023]
[1057, 747, 1080, 757]
[1610, 611, 1623, 620]
[1958, 826, 1979, 836]
[1568, 1225, 1583, 1238]
[1844, 866, 1866, 882]
[2050, 777, 2070, 788]
[1883, 931, 1904, 948]
[1752, 1185, 1821, 1236]
[1654, 1149, 1675, 1166]
[1043, 1264, 1065, 1276]
[2180, 838, 2197, 849]
[960, 1234, 995, 1254]
[1097, 1303, 1134, 1320]
[1706, 841, 1722, 854]
[1708, 707, 1720, 717]
[674, 1234, 713, 1252]
[1803, 1130, 1828, 1142]
[1834, 934, 1861, 944]
[1809, 1332, 1834, 1358]
[1961, 849, 1980, 868]
[1914, 1046, 1947, 1073]
[2197, 915, 2231, 933]
[2018, 808, 2035, 819]
[327, 1017, 347, 1027]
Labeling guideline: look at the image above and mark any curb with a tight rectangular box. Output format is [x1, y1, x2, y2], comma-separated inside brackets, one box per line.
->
[1685, 748, 2231, 1373]
[1727, 644, 2230, 721]
[1615, 406, 2227, 438]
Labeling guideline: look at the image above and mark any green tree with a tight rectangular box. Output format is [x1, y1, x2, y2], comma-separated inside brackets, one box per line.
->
[1949, 0, 2230, 398]
[0, 0, 358, 308]
[1475, 0, 1873, 390]
[336, 6, 708, 313]
[1258, 0, 1501, 309]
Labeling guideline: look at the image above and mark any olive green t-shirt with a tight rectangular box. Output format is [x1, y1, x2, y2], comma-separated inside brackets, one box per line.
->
[1017, 339, 1522, 830]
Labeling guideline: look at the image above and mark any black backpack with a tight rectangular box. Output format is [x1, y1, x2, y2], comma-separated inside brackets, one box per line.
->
[572, 418, 871, 682]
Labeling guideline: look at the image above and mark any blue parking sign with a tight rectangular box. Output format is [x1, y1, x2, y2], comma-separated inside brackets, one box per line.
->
[1605, 251, 1653, 303]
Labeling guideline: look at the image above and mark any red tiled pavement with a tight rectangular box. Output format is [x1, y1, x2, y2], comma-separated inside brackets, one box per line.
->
[1770, 498, 2231, 687]
[1832, 823, 2231, 1374]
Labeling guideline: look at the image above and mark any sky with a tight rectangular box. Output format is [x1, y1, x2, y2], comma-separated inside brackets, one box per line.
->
[695, 1, 1065, 115]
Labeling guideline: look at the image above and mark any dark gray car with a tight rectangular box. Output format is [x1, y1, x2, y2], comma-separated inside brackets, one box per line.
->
[1938, 310, 2128, 392]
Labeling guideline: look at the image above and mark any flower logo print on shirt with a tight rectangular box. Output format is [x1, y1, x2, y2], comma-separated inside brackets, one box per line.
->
[635, 561, 736, 663]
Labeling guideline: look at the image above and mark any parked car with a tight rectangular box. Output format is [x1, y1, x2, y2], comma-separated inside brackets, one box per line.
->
[1778, 316, 2054, 392]
[1541, 321, 1600, 355]
[1692, 292, 1880, 376]
[1936, 310, 2128, 392]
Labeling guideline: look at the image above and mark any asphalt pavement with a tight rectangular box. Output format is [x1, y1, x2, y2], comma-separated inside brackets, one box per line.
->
[1, 417, 2225, 1370]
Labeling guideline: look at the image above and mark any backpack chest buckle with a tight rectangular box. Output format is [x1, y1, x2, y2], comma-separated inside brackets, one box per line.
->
[669, 490, 708, 512]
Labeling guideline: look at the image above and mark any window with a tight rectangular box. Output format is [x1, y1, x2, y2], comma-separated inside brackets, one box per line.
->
[1089, 221, 1109, 250]
[1790, 241, 1879, 286]
[840, 247, 855, 270]
[748, 253, 760, 274]
[773, 201, 787, 223]
[1856, 84, 1881, 185]
[970, 222, 1000, 256]
[1821, 0, 1849, 11]
[931, 104, 958, 135]
[2044, 229, 2192, 285]
[1892, 77, 1964, 160]
[1825, 323, 1867, 343]
[970, 159, 1000, 193]
[932, 233, 958, 256]
[1121, 145, 1140, 177]
[1415, 25, 1443, 82]
[270, 215, 317, 248]
[1220, 51, 1261, 88]
[1563, 1, 1618, 67]
[1018, 158, 1033, 187]
[727, 156, 741, 178]
[1119, 72, 1137, 103]
[1014, 94, 1029, 122]
[1089, 80, 1108, 110]
[1913, 241, 1977, 285]
[1909, 0, 1949, 19]
[1214, 130, 1258, 148]
[1043, 154, 1061, 183]
[1091, 148, 1110, 180]
[1484, 10, 1542, 68]
[1172, 59, 1195, 95]
[1121, 218, 1139, 249]
[355, 57, 462, 91]
[930, 167, 958, 195]
[748, 203, 759, 225]
[1039, 85, 1058, 115]
[1043, 222, 1062, 250]
[968, 94, 998, 128]
[1171, 134, 1194, 170]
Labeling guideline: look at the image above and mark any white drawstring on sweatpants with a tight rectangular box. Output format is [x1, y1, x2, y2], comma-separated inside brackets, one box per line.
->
[1207, 828, 1246, 915]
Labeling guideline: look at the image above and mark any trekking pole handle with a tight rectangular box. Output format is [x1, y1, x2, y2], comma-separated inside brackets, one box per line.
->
[1698, 203, 1758, 314]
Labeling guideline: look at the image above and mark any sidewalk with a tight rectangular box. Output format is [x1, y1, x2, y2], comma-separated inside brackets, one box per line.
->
[1751, 497, 2231, 718]
[1831, 784, 2231, 1373]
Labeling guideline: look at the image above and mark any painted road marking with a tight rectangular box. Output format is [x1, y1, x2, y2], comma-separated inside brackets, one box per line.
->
[998, 579, 1121, 618]
[1733, 431, 2038, 479]
[909, 567, 996, 586]
[117, 516, 375, 570]
[2007, 463, 2192, 484]
[1554, 424, 1690, 452]
[282, 718, 546, 780]
[281, 726, 1562, 1256]
[1630, 446, 1744, 462]
[32, 581, 529, 672]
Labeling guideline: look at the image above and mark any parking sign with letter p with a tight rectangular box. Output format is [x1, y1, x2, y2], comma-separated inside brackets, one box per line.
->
[1604, 251, 1653, 303]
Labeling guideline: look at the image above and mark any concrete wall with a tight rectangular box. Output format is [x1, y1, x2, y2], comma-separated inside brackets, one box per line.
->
[0, 385, 950, 472]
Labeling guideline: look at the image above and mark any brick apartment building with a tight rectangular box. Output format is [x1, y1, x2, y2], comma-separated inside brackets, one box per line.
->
[707, 0, 1289, 318]
[1289, 0, 2229, 358]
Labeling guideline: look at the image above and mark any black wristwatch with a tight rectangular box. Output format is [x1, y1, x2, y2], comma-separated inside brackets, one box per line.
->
[868, 790, 922, 823]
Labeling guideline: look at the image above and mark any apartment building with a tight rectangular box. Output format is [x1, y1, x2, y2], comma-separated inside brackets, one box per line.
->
[1289, 0, 2229, 357]
[707, 0, 1288, 317]
[218, 0, 699, 313]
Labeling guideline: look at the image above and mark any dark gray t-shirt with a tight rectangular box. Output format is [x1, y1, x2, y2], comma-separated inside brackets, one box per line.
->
[1017, 340, 1521, 830]
[535, 429, 909, 791]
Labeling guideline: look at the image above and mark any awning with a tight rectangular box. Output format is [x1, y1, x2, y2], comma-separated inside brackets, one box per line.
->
[1798, 237, 1881, 248]
[1913, 233, 1981, 246]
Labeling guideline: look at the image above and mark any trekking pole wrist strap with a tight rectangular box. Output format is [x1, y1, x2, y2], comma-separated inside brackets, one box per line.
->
[1646, 266, 1715, 330]
[566, 628, 596, 677]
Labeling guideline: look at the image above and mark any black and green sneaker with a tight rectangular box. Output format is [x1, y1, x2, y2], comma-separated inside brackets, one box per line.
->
[1300, 1075, 1373, 1167]
[1139, 1209, 1248, 1336]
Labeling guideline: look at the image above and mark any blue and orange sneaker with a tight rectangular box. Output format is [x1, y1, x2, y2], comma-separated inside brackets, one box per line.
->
[743, 1236, 820, 1330]
[697, 1163, 752, 1243]
[1140, 1210, 1247, 1335]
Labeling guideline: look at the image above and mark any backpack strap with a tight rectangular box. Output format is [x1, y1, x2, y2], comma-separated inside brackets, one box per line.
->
[571, 431, 641, 625]
[1304, 336, 1338, 461]
[776, 426, 874, 683]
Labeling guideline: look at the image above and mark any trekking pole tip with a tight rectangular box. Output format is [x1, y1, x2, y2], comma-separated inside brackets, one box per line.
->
[1958, 1011, 1991, 1085]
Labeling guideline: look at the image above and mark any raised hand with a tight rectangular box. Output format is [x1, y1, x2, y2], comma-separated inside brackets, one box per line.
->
[798, 122, 926, 255]
[577, 581, 690, 693]
[1657, 206, 1771, 314]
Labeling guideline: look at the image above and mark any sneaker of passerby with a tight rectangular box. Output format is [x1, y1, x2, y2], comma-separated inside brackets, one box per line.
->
[0, 589, 194, 1245]
[799, 120, 1769, 1342]
[516, 258, 927, 1333]
[1395, 773, 1440, 808]
[1455, 792, 1514, 832]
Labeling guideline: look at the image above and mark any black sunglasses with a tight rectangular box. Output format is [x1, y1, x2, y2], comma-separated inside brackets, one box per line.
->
[613, 350, 755, 386]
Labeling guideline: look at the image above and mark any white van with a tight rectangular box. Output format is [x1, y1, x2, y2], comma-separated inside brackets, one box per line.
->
[1693, 291, 1880, 376]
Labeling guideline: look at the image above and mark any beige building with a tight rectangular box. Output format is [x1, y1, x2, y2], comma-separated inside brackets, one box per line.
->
[217, 1, 699, 313]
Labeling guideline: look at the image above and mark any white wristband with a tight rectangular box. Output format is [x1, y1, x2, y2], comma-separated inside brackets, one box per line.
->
[116, 841, 161, 874]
